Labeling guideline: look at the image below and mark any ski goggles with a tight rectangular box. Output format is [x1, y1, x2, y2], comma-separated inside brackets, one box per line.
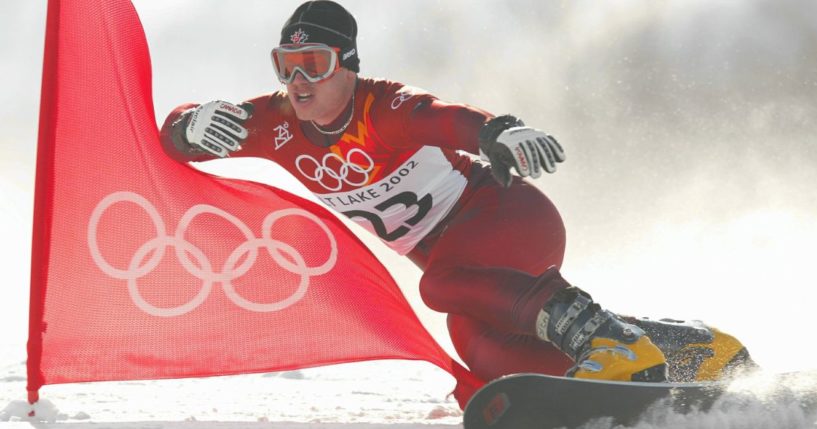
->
[271, 43, 342, 84]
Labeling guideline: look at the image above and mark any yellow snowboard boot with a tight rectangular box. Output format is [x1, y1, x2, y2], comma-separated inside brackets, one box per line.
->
[536, 286, 667, 382]
[622, 317, 757, 382]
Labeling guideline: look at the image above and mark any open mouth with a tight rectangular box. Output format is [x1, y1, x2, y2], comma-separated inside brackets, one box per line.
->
[295, 92, 313, 103]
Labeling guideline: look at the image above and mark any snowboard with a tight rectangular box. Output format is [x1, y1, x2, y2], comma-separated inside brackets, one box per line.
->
[462, 372, 817, 429]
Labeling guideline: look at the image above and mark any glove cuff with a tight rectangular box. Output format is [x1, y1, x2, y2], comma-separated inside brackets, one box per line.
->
[478, 114, 525, 152]
[169, 110, 205, 156]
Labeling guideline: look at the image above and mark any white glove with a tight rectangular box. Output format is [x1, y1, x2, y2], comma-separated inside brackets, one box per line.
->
[184, 100, 252, 158]
[493, 126, 565, 178]
[479, 114, 565, 187]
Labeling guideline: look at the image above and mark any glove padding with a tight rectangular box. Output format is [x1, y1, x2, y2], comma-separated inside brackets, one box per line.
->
[182, 100, 253, 158]
[479, 114, 565, 187]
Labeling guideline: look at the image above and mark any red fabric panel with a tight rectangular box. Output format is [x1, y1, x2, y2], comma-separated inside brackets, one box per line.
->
[29, 0, 483, 408]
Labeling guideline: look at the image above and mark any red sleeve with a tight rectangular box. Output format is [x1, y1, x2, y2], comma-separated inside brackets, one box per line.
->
[405, 99, 493, 155]
[369, 82, 493, 155]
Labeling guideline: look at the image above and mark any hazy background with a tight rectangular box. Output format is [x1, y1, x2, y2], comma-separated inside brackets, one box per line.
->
[2, 0, 817, 378]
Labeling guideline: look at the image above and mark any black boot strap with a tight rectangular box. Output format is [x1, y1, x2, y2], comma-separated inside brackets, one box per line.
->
[553, 294, 591, 337]
[566, 310, 612, 356]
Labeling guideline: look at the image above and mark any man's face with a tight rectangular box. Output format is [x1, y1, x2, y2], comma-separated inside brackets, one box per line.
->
[285, 67, 356, 125]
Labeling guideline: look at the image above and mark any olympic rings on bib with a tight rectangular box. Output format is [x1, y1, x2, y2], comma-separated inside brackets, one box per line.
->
[295, 148, 374, 191]
[87, 191, 338, 317]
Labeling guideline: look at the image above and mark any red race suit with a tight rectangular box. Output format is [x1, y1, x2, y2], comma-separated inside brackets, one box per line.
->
[161, 77, 572, 381]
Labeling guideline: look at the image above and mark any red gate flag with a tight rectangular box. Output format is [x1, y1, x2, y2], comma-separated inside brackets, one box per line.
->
[29, 0, 482, 407]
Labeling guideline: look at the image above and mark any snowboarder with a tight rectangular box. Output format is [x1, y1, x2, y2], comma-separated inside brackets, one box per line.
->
[160, 0, 755, 385]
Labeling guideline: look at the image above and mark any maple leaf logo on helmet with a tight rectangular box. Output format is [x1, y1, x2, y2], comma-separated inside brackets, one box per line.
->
[290, 28, 309, 45]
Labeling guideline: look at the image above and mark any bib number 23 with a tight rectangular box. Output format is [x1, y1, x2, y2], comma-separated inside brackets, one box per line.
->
[343, 191, 432, 242]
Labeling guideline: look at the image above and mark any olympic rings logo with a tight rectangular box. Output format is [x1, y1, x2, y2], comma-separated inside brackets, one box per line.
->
[87, 191, 337, 317]
[295, 148, 374, 191]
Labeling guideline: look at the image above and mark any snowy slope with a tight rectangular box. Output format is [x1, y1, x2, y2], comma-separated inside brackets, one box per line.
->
[1, 359, 463, 425]
[4, 359, 817, 428]
[3, 425, 456, 429]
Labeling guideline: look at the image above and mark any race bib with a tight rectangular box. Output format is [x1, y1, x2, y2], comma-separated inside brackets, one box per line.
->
[314, 146, 466, 254]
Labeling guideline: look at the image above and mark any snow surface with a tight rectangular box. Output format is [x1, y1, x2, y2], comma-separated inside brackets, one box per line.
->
[3, 355, 817, 428]
[1, 357, 464, 427]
